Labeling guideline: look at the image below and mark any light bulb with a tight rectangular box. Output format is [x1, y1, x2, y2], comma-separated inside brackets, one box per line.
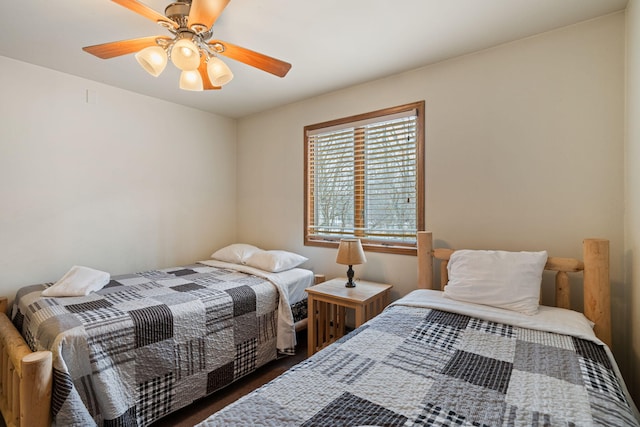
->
[179, 70, 203, 91]
[207, 56, 234, 86]
[135, 46, 167, 77]
[171, 38, 200, 71]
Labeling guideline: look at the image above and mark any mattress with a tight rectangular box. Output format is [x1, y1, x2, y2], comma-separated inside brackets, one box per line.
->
[198, 289, 640, 427]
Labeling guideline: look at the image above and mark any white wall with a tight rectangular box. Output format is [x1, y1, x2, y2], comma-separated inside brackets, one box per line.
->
[625, 0, 640, 404]
[237, 12, 631, 388]
[0, 56, 237, 299]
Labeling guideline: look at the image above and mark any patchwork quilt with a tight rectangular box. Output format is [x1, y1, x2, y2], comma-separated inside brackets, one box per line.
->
[11, 263, 293, 426]
[199, 299, 640, 427]
[290, 298, 308, 324]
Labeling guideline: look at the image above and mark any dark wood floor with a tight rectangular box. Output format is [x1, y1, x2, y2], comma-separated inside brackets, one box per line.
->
[149, 330, 308, 426]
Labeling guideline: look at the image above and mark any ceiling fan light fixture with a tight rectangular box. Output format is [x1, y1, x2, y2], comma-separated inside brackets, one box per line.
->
[171, 38, 200, 71]
[179, 70, 203, 91]
[135, 46, 168, 77]
[207, 56, 234, 86]
[82, 0, 292, 93]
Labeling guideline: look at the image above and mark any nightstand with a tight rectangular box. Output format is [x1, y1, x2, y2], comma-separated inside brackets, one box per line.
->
[306, 278, 392, 356]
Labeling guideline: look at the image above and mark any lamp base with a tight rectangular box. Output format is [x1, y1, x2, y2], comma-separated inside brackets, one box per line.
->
[345, 265, 356, 287]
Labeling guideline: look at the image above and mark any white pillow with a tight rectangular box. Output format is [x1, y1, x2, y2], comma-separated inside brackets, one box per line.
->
[443, 249, 548, 315]
[41, 266, 111, 297]
[211, 243, 261, 265]
[245, 250, 308, 273]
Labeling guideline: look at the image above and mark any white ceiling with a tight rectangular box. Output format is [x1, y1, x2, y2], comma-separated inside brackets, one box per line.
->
[0, 0, 629, 118]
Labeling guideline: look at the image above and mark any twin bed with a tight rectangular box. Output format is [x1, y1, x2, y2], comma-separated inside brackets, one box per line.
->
[0, 248, 317, 426]
[1, 233, 639, 426]
[197, 232, 640, 426]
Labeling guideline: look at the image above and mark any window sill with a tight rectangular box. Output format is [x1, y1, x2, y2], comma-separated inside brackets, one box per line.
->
[305, 238, 417, 256]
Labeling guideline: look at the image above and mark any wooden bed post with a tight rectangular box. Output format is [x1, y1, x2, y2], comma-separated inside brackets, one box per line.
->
[583, 238, 611, 347]
[417, 231, 433, 289]
[20, 352, 52, 427]
[0, 297, 52, 427]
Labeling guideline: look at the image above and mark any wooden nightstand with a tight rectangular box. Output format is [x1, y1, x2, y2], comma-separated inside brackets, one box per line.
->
[306, 278, 392, 356]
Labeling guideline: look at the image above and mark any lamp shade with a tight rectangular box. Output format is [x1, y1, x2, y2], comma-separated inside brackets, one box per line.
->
[207, 56, 234, 86]
[171, 38, 200, 71]
[135, 46, 167, 77]
[179, 70, 203, 91]
[336, 239, 366, 266]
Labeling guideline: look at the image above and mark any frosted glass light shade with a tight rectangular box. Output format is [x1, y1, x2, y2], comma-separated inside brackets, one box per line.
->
[179, 70, 203, 91]
[171, 38, 200, 71]
[207, 57, 234, 86]
[135, 46, 167, 77]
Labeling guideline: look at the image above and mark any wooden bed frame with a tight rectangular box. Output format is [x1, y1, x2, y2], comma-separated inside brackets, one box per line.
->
[0, 273, 325, 427]
[0, 298, 52, 427]
[416, 231, 611, 346]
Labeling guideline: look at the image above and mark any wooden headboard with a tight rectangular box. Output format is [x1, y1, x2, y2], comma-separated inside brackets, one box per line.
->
[416, 231, 611, 346]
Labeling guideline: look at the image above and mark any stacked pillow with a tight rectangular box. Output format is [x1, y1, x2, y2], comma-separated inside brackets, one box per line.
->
[211, 243, 308, 273]
[211, 243, 261, 264]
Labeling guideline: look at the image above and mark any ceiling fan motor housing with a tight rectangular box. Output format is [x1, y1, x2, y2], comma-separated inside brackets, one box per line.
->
[165, 2, 191, 29]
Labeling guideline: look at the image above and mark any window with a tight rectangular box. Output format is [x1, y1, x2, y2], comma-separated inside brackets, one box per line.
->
[304, 101, 425, 255]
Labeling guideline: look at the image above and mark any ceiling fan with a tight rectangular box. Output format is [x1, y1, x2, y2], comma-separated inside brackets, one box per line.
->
[83, 0, 292, 91]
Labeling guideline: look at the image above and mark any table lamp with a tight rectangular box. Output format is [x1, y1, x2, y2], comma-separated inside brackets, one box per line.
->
[336, 238, 367, 287]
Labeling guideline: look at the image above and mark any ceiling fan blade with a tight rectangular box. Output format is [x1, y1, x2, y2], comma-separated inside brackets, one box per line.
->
[188, 0, 230, 30]
[198, 57, 222, 90]
[111, 0, 178, 29]
[83, 36, 171, 59]
[209, 40, 292, 78]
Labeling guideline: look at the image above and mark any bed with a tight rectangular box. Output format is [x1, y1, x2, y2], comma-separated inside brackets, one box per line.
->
[0, 247, 320, 427]
[197, 232, 640, 426]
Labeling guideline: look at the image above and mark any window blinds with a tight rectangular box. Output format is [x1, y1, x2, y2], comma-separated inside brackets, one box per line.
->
[307, 113, 419, 245]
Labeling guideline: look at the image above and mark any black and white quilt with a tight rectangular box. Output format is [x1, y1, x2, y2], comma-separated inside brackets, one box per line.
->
[199, 290, 640, 427]
[11, 263, 297, 426]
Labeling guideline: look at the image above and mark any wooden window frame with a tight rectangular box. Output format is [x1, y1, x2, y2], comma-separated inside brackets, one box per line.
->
[304, 101, 425, 256]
